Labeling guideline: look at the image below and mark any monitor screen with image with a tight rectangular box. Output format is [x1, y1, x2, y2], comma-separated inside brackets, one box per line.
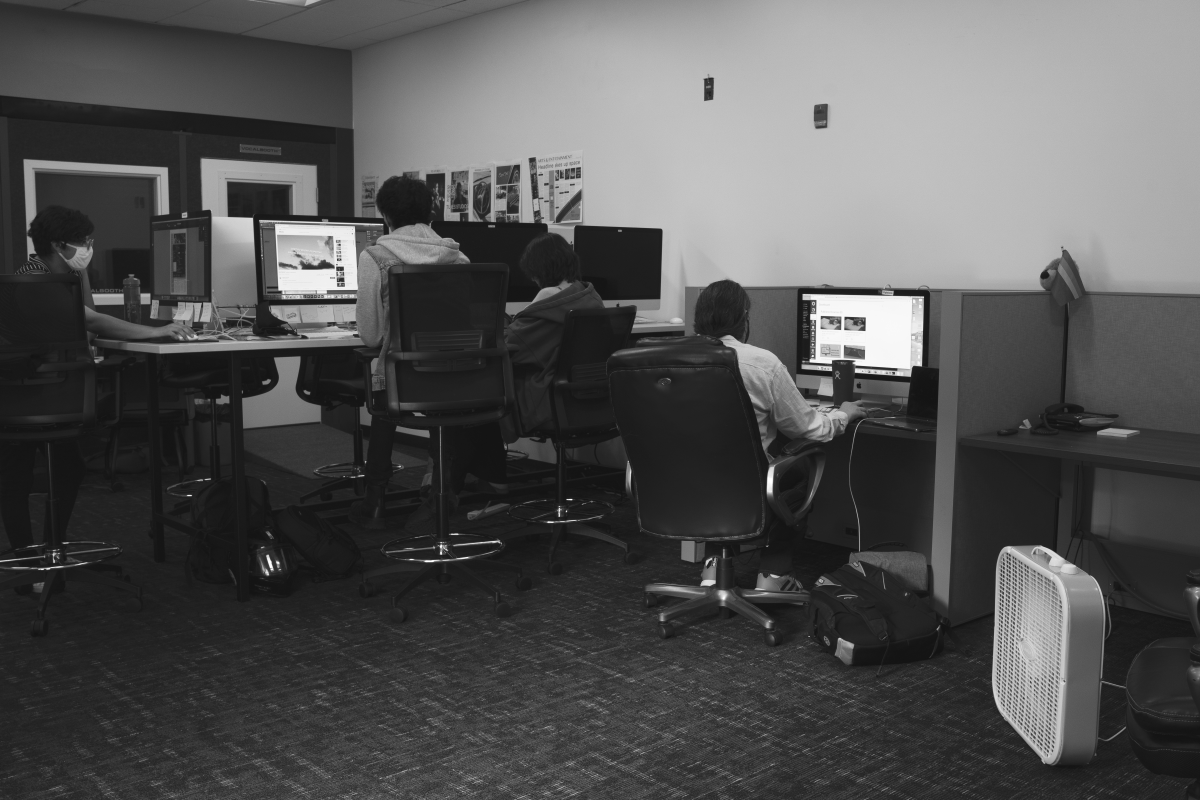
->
[150, 211, 211, 303]
[572, 225, 662, 309]
[254, 214, 384, 305]
[796, 288, 930, 384]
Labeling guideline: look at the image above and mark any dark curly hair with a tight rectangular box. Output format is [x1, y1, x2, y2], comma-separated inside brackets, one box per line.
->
[693, 279, 751, 340]
[519, 233, 580, 288]
[28, 206, 95, 257]
[376, 176, 433, 230]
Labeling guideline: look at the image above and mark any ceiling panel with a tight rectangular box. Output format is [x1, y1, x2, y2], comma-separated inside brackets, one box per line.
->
[246, 0, 430, 45]
[65, 0, 208, 23]
[351, 1, 472, 43]
[1, 0, 78, 9]
[162, 0, 301, 32]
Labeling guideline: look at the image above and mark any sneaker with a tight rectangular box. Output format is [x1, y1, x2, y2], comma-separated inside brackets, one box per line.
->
[700, 556, 718, 587]
[755, 572, 806, 593]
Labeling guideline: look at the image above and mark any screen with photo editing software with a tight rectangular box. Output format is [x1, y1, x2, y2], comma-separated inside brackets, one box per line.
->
[255, 215, 384, 304]
[150, 212, 211, 303]
[796, 288, 929, 381]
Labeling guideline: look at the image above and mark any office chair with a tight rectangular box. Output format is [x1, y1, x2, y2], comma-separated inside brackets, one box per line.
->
[0, 275, 143, 637]
[504, 306, 639, 574]
[294, 350, 401, 503]
[1125, 570, 1200, 799]
[159, 354, 278, 498]
[607, 337, 825, 646]
[358, 262, 530, 620]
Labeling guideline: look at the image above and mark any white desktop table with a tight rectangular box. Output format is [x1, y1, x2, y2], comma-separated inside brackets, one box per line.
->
[96, 334, 365, 601]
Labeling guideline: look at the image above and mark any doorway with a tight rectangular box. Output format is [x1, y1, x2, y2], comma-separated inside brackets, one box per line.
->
[200, 159, 318, 217]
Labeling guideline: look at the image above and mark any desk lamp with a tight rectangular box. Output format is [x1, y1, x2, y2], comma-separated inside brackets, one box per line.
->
[1040, 248, 1086, 402]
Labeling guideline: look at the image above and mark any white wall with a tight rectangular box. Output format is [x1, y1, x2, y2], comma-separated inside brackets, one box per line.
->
[0, 2, 352, 128]
[353, 0, 1200, 319]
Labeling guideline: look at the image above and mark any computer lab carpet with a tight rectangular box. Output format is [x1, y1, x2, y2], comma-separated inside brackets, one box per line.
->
[243, 422, 428, 480]
[0, 458, 1192, 799]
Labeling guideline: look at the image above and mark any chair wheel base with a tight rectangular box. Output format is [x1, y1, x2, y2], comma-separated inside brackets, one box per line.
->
[390, 606, 407, 624]
[547, 562, 563, 576]
[495, 601, 511, 618]
[623, 551, 639, 565]
[658, 623, 675, 639]
[436, 573, 452, 585]
[645, 592, 659, 608]
[359, 582, 377, 598]
[30, 618, 48, 637]
[719, 608, 732, 619]
[516, 576, 533, 592]
[764, 630, 781, 647]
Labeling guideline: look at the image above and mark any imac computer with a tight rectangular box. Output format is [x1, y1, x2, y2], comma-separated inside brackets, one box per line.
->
[572, 225, 662, 312]
[795, 287, 930, 401]
[150, 211, 212, 325]
[254, 214, 385, 325]
[431, 220, 548, 313]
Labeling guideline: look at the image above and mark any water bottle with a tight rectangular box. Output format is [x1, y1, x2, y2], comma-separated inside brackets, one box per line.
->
[1186, 569, 1200, 638]
[1187, 643, 1200, 709]
[122, 274, 141, 324]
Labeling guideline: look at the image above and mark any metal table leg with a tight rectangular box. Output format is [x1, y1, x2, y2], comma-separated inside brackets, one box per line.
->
[146, 353, 165, 562]
[229, 351, 250, 602]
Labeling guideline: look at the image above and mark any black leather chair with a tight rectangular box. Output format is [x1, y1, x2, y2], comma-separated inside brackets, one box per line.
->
[358, 263, 530, 620]
[0, 275, 142, 636]
[1126, 569, 1200, 798]
[505, 306, 638, 573]
[607, 337, 825, 646]
[159, 353, 278, 498]
[294, 350, 401, 503]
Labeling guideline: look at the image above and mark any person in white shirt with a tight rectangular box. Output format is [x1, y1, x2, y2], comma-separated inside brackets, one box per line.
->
[693, 279, 865, 593]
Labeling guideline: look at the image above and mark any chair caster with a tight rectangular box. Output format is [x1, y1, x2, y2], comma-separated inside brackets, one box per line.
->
[764, 630, 781, 647]
[623, 551, 639, 566]
[436, 572, 452, 585]
[494, 601, 511, 618]
[320, 492, 332, 502]
[30, 617, 48, 637]
[547, 562, 563, 576]
[658, 623, 675, 639]
[644, 593, 659, 608]
[359, 582, 377, 599]
[719, 608, 732, 619]
[390, 605, 407, 624]
[515, 576, 533, 592]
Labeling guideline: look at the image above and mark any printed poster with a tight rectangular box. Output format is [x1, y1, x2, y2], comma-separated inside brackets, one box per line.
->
[535, 150, 583, 224]
[425, 170, 447, 221]
[402, 170, 420, 180]
[493, 163, 522, 223]
[361, 175, 377, 217]
[528, 156, 542, 223]
[471, 167, 493, 222]
[448, 169, 470, 221]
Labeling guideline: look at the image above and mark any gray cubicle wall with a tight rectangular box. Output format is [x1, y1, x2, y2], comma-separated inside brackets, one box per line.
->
[932, 291, 1065, 623]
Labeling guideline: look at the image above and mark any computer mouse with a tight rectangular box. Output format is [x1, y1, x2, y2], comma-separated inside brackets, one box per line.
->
[669, 317, 683, 324]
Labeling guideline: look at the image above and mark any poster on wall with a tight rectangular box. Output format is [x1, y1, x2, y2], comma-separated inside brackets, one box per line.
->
[493, 163, 522, 223]
[535, 150, 584, 224]
[448, 169, 470, 220]
[528, 156, 543, 223]
[471, 166, 493, 222]
[361, 175, 378, 218]
[425, 169, 447, 221]
[402, 170, 421, 180]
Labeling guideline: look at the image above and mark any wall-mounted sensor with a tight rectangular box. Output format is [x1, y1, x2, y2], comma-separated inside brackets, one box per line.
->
[704, 77, 714, 101]
[814, 104, 828, 128]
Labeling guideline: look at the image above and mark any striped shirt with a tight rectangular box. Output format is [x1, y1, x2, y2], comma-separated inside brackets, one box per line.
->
[16, 254, 51, 275]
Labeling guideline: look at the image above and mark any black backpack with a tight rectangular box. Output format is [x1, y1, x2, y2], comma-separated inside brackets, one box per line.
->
[273, 505, 361, 581]
[186, 477, 271, 585]
[808, 560, 944, 666]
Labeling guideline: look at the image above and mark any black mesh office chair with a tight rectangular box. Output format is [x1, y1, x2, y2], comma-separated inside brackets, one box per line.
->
[294, 350, 401, 503]
[0, 275, 142, 637]
[607, 337, 825, 646]
[359, 263, 530, 620]
[505, 306, 639, 573]
[1126, 570, 1200, 799]
[159, 354, 278, 498]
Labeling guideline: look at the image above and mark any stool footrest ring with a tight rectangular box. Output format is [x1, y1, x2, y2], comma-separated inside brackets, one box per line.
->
[0, 541, 123, 572]
[381, 532, 504, 563]
[508, 497, 613, 525]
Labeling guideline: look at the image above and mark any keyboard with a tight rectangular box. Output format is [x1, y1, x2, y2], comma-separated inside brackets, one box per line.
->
[634, 316, 655, 324]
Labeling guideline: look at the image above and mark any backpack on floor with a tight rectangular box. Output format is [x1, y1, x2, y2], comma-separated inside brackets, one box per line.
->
[273, 505, 361, 581]
[186, 477, 272, 585]
[808, 560, 944, 666]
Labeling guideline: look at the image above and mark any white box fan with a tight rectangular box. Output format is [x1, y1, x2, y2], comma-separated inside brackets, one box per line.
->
[993, 545, 1106, 765]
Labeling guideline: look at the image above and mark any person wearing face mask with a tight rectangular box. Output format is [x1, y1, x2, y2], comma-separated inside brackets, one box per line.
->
[1, 206, 194, 569]
[691, 279, 866, 594]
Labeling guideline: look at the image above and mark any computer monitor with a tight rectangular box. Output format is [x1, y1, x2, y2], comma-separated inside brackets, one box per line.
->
[431, 220, 547, 308]
[572, 225, 662, 311]
[796, 288, 930, 399]
[254, 214, 385, 305]
[150, 211, 211, 303]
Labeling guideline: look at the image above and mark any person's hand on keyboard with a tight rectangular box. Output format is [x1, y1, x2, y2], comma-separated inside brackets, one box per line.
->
[146, 322, 197, 342]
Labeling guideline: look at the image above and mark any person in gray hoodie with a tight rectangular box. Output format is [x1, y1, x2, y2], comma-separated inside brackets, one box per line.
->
[351, 176, 506, 529]
[503, 232, 604, 440]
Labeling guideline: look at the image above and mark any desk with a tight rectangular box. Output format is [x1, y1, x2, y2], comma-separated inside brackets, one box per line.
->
[96, 335, 365, 601]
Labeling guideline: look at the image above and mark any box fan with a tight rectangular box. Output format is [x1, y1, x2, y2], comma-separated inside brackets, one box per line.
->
[993, 545, 1106, 765]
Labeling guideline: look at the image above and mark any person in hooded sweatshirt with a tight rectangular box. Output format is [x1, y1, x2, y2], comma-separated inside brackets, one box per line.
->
[350, 176, 508, 530]
[503, 232, 604, 440]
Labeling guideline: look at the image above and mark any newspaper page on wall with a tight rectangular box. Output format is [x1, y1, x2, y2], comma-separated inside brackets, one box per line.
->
[401, 170, 420, 180]
[425, 168, 447, 222]
[527, 157, 543, 223]
[361, 175, 377, 217]
[493, 163, 522, 223]
[535, 150, 583, 224]
[448, 168, 470, 221]
[470, 166, 493, 222]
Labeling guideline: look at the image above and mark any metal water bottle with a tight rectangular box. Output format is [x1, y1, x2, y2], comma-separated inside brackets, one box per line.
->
[122, 274, 141, 324]
[1185, 569, 1200, 638]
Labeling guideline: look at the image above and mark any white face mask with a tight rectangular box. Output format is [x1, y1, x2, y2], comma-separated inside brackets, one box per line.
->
[62, 244, 93, 272]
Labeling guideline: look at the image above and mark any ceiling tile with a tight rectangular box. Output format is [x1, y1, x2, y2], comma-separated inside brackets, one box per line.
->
[162, 0, 301, 27]
[246, 0, 429, 45]
[66, 0, 209, 22]
[0, 0, 78, 9]
[321, 31, 380, 49]
[355, 1, 471, 41]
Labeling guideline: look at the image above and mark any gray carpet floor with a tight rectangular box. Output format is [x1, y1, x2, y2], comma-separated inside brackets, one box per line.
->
[0, 452, 1193, 799]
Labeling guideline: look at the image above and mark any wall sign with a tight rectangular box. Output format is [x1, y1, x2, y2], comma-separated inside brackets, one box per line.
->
[239, 144, 282, 156]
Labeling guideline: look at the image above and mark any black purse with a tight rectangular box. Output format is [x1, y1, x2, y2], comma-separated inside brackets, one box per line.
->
[1041, 403, 1119, 433]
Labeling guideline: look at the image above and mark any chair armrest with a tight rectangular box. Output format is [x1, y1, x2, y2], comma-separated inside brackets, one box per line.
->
[94, 355, 135, 428]
[782, 437, 824, 457]
[354, 348, 384, 416]
[766, 445, 826, 527]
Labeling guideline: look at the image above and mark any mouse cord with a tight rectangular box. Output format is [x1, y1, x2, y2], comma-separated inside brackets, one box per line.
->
[848, 419, 863, 551]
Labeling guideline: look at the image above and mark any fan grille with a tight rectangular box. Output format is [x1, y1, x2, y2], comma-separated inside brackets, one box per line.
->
[994, 550, 1066, 760]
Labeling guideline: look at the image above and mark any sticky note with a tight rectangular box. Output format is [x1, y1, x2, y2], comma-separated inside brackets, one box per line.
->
[172, 304, 192, 323]
[315, 305, 335, 323]
[818, 377, 834, 397]
[198, 303, 213, 323]
[342, 304, 356, 322]
[270, 306, 283, 319]
[333, 305, 346, 324]
[299, 306, 320, 323]
[150, 300, 160, 319]
[281, 307, 301, 324]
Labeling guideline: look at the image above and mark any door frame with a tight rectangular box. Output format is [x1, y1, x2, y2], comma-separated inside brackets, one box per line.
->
[200, 159, 318, 217]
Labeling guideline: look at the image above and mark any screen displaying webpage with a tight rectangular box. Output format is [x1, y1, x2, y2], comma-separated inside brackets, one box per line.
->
[260, 220, 382, 301]
[800, 293, 925, 377]
[151, 220, 208, 301]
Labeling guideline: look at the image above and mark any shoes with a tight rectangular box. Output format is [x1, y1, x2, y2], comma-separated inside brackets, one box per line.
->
[404, 492, 460, 536]
[700, 556, 717, 587]
[349, 482, 393, 530]
[755, 572, 806, 593]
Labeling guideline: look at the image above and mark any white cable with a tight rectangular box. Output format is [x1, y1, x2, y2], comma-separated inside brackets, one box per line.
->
[848, 420, 863, 550]
[1098, 727, 1126, 743]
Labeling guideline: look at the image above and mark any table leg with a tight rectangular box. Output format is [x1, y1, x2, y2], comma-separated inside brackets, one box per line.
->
[230, 351, 250, 603]
[147, 353, 165, 562]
